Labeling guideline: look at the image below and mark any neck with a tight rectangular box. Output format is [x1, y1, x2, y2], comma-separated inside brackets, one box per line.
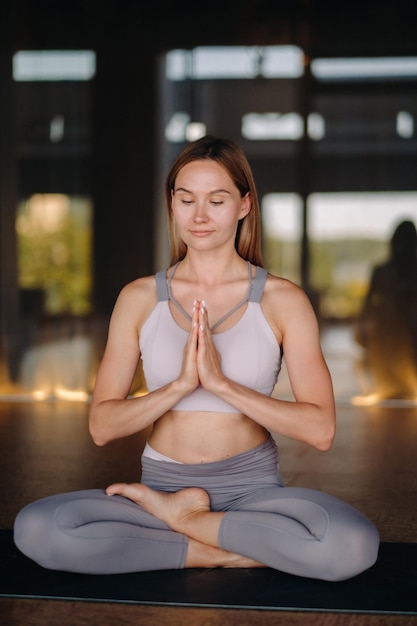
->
[178, 251, 248, 285]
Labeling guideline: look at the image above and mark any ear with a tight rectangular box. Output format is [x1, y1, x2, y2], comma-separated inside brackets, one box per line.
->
[170, 188, 175, 206]
[240, 192, 252, 219]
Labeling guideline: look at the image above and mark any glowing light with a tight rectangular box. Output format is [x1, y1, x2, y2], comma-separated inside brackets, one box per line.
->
[166, 46, 304, 81]
[54, 387, 89, 402]
[397, 111, 414, 138]
[308, 113, 325, 140]
[242, 112, 303, 141]
[351, 393, 382, 406]
[185, 123, 206, 142]
[30, 389, 50, 401]
[351, 394, 417, 407]
[165, 112, 190, 142]
[13, 50, 96, 81]
[312, 57, 417, 81]
[165, 114, 207, 143]
[50, 115, 65, 142]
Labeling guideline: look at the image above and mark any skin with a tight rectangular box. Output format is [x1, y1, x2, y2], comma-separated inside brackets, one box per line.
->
[89, 159, 336, 568]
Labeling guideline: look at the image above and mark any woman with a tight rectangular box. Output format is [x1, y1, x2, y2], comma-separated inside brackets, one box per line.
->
[14, 136, 379, 580]
[356, 220, 417, 399]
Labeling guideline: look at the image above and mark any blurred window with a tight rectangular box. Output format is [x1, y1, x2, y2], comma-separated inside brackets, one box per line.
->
[13, 50, 96, 82]
[308, 192, 417, 319]
[262, 193, 302, 285]
[16, 194, 93, 316]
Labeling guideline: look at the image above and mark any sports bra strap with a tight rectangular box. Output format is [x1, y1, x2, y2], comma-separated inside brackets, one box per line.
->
[249, 266, 268, 303]
[155, 263, 268, 330]
[209, 261, 252, 331]
[155, 269, 169, 301]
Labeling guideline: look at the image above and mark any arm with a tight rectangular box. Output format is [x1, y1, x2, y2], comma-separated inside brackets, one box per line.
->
[196, 278, 336, 451]
[89, 277, 200, 446]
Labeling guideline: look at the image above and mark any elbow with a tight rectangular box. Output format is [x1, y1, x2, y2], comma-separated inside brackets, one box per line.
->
[312, 402, 336, 451]
[315, 436, 334, 452]
[91, 433, 108, 447]
[88, 409, 109, 447]
[315, 422, 336, 452]
[89, 422, 107, 447]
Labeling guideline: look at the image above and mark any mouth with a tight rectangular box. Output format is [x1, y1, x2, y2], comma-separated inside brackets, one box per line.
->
[189, 230, 214, 237]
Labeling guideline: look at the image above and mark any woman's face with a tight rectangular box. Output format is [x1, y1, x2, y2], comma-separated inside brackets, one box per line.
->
[171, 159, 251, 255]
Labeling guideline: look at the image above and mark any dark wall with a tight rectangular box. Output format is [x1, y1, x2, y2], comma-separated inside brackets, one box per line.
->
[1, 0, 417, 321]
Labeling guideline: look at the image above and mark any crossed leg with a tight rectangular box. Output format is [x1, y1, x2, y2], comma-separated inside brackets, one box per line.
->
[106, 482, 265, 568]
[106, 481, 379, 580]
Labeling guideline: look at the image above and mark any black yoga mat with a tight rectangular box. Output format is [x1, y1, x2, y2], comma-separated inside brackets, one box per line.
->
[1, 531, 416, 615]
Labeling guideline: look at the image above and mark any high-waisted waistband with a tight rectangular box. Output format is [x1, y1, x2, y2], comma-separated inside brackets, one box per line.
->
[140, 434, 284, 510]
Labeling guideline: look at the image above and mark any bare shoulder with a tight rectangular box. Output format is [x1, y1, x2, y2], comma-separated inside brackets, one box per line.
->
[118, 274, 157, 300]
[112, 274, 158, 328]
[264, 272, 311, 305]
[261, 272, 317, 341]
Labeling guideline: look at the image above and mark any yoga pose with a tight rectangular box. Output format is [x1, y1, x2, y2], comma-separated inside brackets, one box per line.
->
[14, 136, 379, 580]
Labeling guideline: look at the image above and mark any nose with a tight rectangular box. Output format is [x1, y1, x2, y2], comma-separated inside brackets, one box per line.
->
[193, 200, 208, 222]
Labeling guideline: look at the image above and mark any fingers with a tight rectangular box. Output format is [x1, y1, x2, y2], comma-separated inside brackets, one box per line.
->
[198, 299, 209, 335]
[179, 299, 221, 392]
[187, 301, 200, 356]
[196, 301, 224, 391]
[188, 299, 207, 334]
[199, 299, 206, 330]
[176, 301, 200, 392]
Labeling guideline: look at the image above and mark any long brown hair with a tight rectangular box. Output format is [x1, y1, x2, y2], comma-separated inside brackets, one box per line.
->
[165, 136, 264, 267]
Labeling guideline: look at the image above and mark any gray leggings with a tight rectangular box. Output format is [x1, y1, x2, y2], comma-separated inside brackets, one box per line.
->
[13, 436, 379, 581]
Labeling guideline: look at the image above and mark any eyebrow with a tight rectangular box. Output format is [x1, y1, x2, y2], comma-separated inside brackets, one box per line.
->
[174, 187, 231, 195]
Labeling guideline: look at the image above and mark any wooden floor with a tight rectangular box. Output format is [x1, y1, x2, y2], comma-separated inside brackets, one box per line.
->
[0, 399, 416, 625]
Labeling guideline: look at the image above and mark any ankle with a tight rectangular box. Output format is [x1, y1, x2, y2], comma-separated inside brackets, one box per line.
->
[185, 540, 231, 568]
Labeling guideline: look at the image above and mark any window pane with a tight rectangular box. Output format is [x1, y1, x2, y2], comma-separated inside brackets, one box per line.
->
[16, 194, 93, 316]
[13, 50, 96, 81]
[262, 193, 302, 284]
[308, 191, 417, 319]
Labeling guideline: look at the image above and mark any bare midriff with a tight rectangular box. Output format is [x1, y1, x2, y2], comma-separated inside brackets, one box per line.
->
[149, 410, 268, 464]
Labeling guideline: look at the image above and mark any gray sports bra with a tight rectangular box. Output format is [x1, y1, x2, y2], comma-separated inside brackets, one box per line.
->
[140, 263, 282, 413]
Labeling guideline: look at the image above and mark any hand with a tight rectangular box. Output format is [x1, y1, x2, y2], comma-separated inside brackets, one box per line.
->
[196, 301, 225, 392]
[177, 300, 200, 393]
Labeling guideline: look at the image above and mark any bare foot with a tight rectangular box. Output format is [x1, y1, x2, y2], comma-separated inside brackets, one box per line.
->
[106, 482, 210, 533]
[186, 539, 266, 568]
[222, 552, 267, 568]
[106, 482, 266, 568]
